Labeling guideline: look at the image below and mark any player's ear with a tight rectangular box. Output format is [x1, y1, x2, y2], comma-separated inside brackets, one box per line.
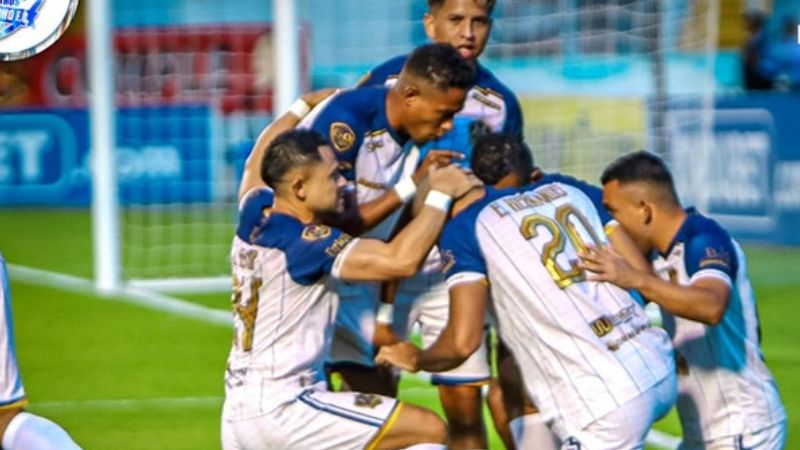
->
[290, 172, 307, 201]
[403, 83, 421, 105]
[640, 201, 653, 225]
[422, 12, 436, 40]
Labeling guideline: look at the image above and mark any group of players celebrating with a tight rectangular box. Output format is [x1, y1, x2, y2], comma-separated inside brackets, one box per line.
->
[219, 1, 787, 449]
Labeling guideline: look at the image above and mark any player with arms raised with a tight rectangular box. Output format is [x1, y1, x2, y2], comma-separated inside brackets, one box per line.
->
[221, 129, 479, 450]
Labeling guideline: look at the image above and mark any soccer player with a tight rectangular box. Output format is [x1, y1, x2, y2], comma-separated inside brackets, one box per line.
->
[0, 254, 81, 450]
[376, 148, 678, 449]
[579, 151, 787, 450]
[221, 129, 479, 450]
[360, 2, 523, 446]
[296, 43, 476, 397]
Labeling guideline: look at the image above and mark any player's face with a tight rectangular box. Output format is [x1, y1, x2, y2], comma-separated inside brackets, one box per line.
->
[602, 180, 652, 251]
[405, 84, 467, 142]
[305, 145, 346, 214]
[425, 0, 492, 61]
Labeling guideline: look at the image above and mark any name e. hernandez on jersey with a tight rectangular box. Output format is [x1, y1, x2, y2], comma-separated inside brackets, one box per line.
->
[298, 86, 419, 240]
[359, 54, 523, 165]
[651, 209, 786, 442]
[224, 187, 359, 418]
[438, 174, 674, 431]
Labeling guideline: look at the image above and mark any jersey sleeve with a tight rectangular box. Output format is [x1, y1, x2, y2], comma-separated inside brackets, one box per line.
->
[236, 187, 275, 242]
[684, 230, 737, 287]
[356, 55, 407, 88]
[438, 213, 487, 289]
[502, 91, 524, 138]
[305, 98, 365, 182]
[285, 225, 357, 285]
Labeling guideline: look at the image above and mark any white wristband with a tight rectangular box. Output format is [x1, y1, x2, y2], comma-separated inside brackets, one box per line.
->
[393, 177, 417, 203]
[288, 98, 311, 118]
[376, 303, 394, 325]
[424, 190, 452, 212]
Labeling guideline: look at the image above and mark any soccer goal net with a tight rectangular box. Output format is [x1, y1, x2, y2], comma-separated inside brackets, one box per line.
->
[97, 0, 718, 292]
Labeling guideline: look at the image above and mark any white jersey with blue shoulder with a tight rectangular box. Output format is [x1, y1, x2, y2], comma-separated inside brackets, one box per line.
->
[360, 54, 523, 166]
[651, 210, 786, 442]
[224, 188, 360, 419]
[438, 174, 675, 431]
[0, 253, 26, 411]
[298, 86, 419, 241]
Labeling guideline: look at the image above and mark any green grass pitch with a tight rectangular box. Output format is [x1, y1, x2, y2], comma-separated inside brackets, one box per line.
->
[0, 209, 797, 449]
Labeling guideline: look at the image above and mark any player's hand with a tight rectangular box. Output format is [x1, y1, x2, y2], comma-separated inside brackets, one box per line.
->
[301, 88, 338, 108]
[372, 323, 401, 348]
[428, 164, 483, 199]
[413, 150, 465, 183]
[375, 341, 421, 372]
[578, 245, 641, 289]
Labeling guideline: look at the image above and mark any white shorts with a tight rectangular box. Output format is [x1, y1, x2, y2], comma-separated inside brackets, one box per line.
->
[0, 255, 26, 411]
[553, 373, 677, 450]
[394, 272, 491, 385]
[678, 420, 787, 450]
[222, 387, 401, 450]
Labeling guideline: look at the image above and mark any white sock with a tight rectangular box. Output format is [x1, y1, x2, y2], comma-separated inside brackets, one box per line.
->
[402, 445, 447, 450]
[509, 413, 560, 450]
[2, 412, 81, 450]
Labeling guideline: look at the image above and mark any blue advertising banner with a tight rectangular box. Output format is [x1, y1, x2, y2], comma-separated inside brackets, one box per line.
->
[670, 93, 800, 245]
[0, 106, 212, 206]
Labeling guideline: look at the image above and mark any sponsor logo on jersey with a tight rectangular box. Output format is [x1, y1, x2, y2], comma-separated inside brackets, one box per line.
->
[0, 0, 79, 61]
[700, 247, 730, 269]
[302, 224, 332, 241]
[353, 393, 383, 409]
[325, 234, 353, 257]
[441, 249, 456, 274]
[330, 122, 356, 152]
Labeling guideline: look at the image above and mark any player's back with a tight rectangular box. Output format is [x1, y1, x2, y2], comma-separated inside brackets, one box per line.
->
[224, 188, 353, 419]
[651, 211, 785, 441]
[441, 175, 674, 430]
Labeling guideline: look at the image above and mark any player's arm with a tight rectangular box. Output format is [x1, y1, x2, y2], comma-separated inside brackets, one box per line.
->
[375, 280, 488, 373]
[335, 165, 480, 282]
[579, 234, 732, 325]
[604, 222, 652, 272]
[238, 88, 337, 200]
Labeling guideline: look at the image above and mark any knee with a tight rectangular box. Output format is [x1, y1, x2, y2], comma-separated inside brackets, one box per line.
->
[421, 410, 448, 444]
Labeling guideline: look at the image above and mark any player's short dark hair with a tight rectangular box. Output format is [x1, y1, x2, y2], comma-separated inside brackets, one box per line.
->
[403, 43, 475, 91]
[261, 129, 327, 186]
[471, 132, 534, 186]
[600, 151, 679, 200]
[428, 0, 496, 15]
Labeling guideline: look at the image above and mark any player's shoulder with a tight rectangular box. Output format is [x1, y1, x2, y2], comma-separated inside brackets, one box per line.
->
[451, 187, 515, 225]
[474, 63, 519, 104]
[236, 187, 275, 242]
[310, 87, 389, 153]
[680, 209, 732, 245]
[320, 87, 387, 121]
[360, 54, 408, 87]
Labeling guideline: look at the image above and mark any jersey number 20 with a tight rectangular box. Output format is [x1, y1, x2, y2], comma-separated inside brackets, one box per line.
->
[520, 204, 602, 289]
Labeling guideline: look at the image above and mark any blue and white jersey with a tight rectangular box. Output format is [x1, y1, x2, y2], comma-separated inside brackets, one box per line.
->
[299, 87, 419, 240]
[438, 174, 674, 431]
[0, 253, 26, 411]
[224, 188, 360, 417]
[360, 54, 523, 165]
[651, 211, 785, 441]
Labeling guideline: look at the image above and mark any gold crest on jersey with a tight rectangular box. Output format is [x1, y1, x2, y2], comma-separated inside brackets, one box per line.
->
[330, 122, 356, 152]
[302, 224, 332, 241]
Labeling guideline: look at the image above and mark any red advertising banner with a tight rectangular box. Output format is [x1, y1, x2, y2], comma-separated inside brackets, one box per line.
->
[0, 23, 309, 114]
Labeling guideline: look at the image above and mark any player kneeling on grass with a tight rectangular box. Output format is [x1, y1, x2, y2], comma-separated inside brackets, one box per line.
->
[580, 151, 787, 450]
[220, 129, 480, 450]
[0, 254, 82, 450]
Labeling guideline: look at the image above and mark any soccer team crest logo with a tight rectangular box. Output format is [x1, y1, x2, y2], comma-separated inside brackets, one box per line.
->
[0, 0, 79, 61]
